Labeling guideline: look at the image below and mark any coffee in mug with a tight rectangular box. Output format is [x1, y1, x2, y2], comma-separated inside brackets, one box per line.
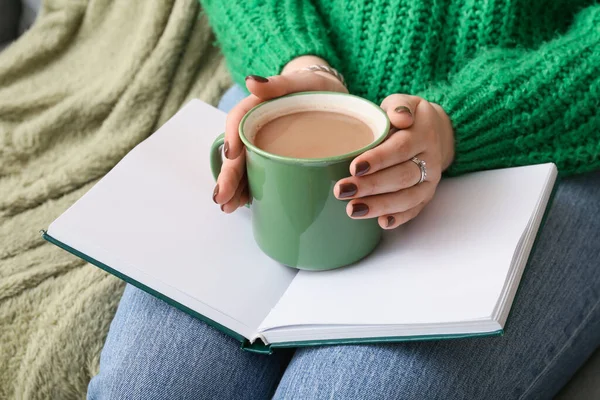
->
[253, 111, 374, 158]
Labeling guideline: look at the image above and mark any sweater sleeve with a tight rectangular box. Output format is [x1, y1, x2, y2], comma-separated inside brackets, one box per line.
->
[200, 0, 339, 86]
[418, 5, 600, 176]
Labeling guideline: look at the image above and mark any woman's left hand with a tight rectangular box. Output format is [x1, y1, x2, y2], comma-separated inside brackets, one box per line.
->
[334, 94, 455, 229]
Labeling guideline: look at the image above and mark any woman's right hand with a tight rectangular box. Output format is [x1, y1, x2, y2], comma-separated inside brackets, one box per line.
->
[213, 56, 348, 212]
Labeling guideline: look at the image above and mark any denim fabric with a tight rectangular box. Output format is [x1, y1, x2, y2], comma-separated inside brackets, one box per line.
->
[88, 86, 599, 400]
[86, 284, 292, 400]
[217, 84, 248, 113]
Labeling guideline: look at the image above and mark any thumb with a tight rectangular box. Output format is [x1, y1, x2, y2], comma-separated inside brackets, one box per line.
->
[245, 72, 345, 101]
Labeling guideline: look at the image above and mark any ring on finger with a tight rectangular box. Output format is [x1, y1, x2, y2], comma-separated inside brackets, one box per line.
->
[410, 156, 427, 185]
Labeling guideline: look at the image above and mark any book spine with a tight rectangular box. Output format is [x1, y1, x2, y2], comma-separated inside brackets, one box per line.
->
[241, 339, 272, 354]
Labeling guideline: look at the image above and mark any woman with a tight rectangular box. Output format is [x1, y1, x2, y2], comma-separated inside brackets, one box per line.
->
[88, 1, 600, 398]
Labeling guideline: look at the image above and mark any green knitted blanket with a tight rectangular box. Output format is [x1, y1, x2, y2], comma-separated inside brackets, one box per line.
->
[0, 1, 230, 398]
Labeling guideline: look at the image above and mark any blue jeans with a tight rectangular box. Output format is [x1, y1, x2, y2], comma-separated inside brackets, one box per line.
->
[88, 87, 600, 400]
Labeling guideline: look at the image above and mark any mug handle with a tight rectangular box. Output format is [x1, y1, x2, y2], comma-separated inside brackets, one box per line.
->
[209, 133, 251, 208]
[210, 133, 226, 180]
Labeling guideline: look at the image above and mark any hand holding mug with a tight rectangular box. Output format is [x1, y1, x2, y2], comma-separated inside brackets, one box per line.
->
[334, 95, 455, 229]
[213, 56, 348, 212]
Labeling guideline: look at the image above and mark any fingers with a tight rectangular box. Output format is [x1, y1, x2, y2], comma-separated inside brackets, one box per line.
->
[225, 95, 262, 160]
[214, 150, 246, 205]
[350, 129, 424, 177]
[221, 178, 248, 213]
[378, 203, 426, 229]
[246, 72, 346, 101]
[333, 160, 421, 200]
[380, 94, 421, 130]
[345, 182, 433, 219]
[335, 159, 422, 199]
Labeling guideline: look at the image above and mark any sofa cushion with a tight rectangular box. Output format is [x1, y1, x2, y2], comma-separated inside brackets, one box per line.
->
[0, 0, 21, 45]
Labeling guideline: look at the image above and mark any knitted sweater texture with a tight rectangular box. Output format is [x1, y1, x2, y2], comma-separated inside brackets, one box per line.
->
[201, 0, 600, 175]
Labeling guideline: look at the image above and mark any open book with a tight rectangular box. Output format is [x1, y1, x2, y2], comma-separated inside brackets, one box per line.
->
[43, 99, 558, 353]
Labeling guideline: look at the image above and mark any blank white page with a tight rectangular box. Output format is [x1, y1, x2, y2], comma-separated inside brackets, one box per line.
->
[260, 163, 554, 330]
[49, 100, 297, 338]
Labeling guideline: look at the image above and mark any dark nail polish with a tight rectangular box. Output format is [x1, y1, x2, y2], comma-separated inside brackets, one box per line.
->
[223, 141, 230, 159]
[351, 203, 369, 217]
[212, 184, 219, 203]
[394, 105, 413, 117]
[220, 204, 225, 212]
[355, 161, 370, 176]
[386, 215, 395, 228]
[338, 183, 358, 199]
[245, 75, 269, 83]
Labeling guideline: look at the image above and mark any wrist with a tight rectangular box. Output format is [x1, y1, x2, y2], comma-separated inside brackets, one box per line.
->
[282, 55, 348, 93]
[281, 55, 330, 75]
[431, 103, 455, 171]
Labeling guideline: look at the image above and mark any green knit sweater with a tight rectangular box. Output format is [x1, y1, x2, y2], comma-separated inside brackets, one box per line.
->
[200, 0, 600, 176]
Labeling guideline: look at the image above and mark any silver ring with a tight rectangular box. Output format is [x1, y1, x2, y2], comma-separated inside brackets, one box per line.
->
[301, 64, 346, 87]
[410, 157, 427, 184]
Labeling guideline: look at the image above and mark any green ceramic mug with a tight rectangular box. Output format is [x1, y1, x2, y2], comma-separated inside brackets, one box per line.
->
[210, 92, 390, 271]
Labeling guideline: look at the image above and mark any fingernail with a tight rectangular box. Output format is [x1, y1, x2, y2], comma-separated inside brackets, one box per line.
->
[246, 75, 269, 83]
[351, 203, 369, 217]
[220, 204, 225, 212]
[212, 184, 219, 203]
[386, 215, 395, 228]
[338, 183, 358, 199]
[394, 106, 413, 117]
[355, 161, 370, 176]
[223, 141, 230, 159]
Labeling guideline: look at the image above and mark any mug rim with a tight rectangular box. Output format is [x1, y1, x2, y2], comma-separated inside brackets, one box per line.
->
[239, 91, 390, 164]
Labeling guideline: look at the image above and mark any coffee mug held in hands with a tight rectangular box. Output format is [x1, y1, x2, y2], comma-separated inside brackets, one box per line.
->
[210, 92, 390, 271]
